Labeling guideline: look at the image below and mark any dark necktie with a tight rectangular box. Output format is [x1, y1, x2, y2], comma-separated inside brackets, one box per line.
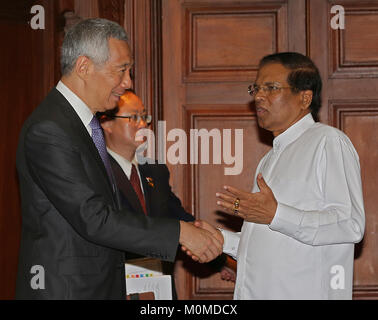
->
[89, 116, 116, 193]
[130, 164, 147, 215]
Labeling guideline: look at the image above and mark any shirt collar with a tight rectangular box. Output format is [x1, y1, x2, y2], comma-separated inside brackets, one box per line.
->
[272, 113, 315, 152]
[56, 80, 94, 134]
[107, 148, 139, 180]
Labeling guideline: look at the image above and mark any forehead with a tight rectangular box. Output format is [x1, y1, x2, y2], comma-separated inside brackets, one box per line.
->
[256, 63, 290, 84]
[107, 38, 133, 66]
[118, 95, 145, 114]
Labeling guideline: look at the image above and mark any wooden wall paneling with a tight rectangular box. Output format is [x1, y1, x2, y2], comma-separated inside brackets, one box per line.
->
[123, 0, 162, 134]
[306, 0, 330, 123]
[309, 0, 378, 299]
[328, 1, 378, 79]
[183, 1, 288, 82]
[0, 0, 61, 299]
[163, 0, 297, 299]
[181, 104, 272, 299]
[98, 0, 125, 25]
[329, 101, 378, 299]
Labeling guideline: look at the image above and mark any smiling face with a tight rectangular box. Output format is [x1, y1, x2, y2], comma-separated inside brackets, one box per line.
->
[254, 63, 311, 137]
[102, 92, 149, 161]
[85, 38, 133, 113]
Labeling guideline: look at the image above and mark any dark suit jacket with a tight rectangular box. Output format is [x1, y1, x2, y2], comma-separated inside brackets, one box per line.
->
[15, 88, 180, 299]
[110, 156, 194, 299]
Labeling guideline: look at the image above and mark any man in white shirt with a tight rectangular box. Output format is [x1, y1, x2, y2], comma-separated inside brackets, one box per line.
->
[197, 52, 365, 299]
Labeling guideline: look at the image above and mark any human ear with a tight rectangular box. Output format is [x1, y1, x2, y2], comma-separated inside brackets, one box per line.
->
[301, 90, 313, 110]
[101, 121, 112, 134]
[74, 56, 92, 80]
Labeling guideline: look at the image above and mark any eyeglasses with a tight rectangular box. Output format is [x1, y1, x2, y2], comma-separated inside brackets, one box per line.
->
[110, 114, 152, 124]
[248, 83, 292, 97]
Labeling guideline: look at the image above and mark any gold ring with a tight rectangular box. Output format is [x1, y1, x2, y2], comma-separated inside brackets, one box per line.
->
[233, 198, 240, 215]
[233, 198, 240, 209]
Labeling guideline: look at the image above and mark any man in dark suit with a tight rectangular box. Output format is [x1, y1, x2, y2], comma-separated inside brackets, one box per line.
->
[101, 91, 195, 299]
[15, 18, 222, 299]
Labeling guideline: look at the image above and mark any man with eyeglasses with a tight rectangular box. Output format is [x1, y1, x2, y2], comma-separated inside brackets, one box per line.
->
[195, 52, 365, 299]
[100, 91, 228, 299]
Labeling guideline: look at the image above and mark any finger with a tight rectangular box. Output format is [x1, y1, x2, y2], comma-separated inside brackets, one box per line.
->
[256, 173, 269, 192]
[216, 199, 238, 215]
[191, 255, 200, 262]
[198, 250, 210, 263]
[206, 235, 223, 260]
[223, 185, 250, 199]
[215, 192, 237, 205]
[193, 220, 202, 228]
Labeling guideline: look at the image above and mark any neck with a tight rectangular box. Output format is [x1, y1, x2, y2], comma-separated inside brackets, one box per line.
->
[61, 76, 96, 114]
[272, 111, 310, 137]
[106, 141, 135, 162]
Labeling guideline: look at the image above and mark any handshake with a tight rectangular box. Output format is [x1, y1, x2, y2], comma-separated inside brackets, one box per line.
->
[179, 220, 224, 263]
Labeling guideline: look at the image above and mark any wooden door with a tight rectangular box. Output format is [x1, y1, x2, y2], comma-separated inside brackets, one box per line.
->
[0, 0, 57, 299]
[307, 0, 378, 299]
[161, 0, 378, 299]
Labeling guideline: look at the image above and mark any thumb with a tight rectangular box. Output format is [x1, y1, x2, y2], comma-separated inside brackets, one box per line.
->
[194, 220, 203, 228]
[256, 173, 269, 192]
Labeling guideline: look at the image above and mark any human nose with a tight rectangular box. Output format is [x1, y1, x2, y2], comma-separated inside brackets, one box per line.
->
[136, 116, 147, 129]
[254, 86, 267, 100]
[121, 69, 132, 89]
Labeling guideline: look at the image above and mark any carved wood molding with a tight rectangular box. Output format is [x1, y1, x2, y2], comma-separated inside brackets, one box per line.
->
[328, 1, 378, 79]
[98, 0, 125, 25]
[182, 104, 255, 299]
[183, 2, 288, 83]
[329, 99, 378, 130]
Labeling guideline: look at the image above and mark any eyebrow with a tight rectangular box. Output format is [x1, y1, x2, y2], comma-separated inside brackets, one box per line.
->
[257, 81, 285, 86]
[117, 60, 134, 69]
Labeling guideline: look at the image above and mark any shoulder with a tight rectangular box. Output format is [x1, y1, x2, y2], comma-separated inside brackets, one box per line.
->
[304, 122, 353, 144]
[301, 122, 358, 158]
[139, 161, 170, 177]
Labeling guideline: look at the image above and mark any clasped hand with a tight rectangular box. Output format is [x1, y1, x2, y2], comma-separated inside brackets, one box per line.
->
[179, 220, 223, 263]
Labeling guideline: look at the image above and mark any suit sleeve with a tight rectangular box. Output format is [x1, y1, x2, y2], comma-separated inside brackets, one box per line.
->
[160, 165, 195, 222]
[24, 121, 180, 261]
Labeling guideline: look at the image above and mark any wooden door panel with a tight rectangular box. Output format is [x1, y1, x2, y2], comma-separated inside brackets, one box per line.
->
[163, 0, 378, 299]
[329, 101, 378, 298]
[163, 0, 298, 299]
[183, 1, 288, 82]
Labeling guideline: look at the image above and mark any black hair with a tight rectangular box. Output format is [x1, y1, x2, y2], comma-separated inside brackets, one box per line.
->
[259, 52, 322, 120]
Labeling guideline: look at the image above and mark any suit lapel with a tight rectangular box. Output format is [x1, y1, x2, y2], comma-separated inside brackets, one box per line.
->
[139, 166, 153, 216]
[53, 89, 114, 200]
[109, 155, 146, 215]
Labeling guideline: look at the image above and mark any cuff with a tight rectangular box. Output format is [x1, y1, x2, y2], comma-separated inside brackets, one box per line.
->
[219, 229, 240, 260]
[269, 202, 318, 244]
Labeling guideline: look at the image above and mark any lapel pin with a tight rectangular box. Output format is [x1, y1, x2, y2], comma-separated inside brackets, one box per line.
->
[146, 177, 154, 188]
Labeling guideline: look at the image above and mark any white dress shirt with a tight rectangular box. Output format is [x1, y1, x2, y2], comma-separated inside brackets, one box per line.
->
[222, 113, 365, 300]
[56, 81, 94, 135]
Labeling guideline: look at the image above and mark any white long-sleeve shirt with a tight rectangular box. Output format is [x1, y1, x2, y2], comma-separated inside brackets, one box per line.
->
[222, 113, 365, 300]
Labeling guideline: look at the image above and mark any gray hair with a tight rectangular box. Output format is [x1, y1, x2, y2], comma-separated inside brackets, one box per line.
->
[61, 18, 129, 75]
